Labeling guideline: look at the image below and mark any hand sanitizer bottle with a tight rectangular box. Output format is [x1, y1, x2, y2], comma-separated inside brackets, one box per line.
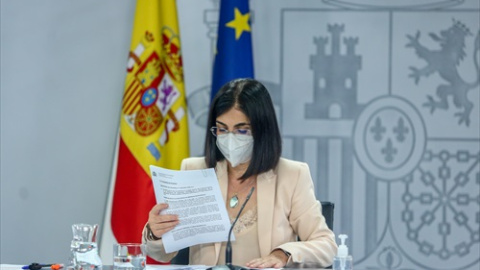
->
[332, 234, 353, 270]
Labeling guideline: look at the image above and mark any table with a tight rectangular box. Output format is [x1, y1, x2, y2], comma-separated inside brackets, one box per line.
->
[0, 264, 329, 270]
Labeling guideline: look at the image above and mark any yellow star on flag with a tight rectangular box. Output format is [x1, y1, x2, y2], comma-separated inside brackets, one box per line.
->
[225, 7, 251, 40]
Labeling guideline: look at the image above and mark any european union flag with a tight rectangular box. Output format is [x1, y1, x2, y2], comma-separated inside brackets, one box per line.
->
[211, 0, 254, 101]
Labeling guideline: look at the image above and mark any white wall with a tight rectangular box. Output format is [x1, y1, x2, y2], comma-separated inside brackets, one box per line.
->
[0, 0, 135, 263]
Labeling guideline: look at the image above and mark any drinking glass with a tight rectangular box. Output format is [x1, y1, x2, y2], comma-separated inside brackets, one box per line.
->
[68, 223, 102, 270]
[113, 243, 146, 270]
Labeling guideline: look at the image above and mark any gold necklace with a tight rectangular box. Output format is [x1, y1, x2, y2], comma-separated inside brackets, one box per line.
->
[229, 179, 255, 208]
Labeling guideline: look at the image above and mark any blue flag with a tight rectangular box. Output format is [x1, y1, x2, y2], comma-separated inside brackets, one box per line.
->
[211, 0, 254, 101]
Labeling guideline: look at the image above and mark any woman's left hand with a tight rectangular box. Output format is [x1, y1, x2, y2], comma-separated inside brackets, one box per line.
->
[245, 249, 289, 269]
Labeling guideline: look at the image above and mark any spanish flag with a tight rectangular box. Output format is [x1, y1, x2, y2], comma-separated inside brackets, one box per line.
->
[106, 0, 189, 262]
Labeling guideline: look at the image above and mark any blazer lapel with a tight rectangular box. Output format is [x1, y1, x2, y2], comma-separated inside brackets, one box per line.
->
[214, 161, 228, 263]
[257, 169, 276, 257]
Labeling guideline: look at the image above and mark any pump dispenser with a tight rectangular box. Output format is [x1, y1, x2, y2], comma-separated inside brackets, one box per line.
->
[332, 234, 353, 270]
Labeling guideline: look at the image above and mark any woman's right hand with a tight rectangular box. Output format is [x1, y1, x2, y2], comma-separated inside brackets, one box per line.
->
[147, 203, 179, 239]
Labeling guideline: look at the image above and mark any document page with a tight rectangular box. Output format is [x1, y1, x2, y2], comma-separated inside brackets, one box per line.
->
[149, 165, 233, 253]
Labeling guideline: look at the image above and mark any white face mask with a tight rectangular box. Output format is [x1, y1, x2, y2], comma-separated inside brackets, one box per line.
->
[216, 133, 254, 167]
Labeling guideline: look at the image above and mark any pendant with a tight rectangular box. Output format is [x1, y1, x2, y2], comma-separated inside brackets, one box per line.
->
[229, 195, 239, 208]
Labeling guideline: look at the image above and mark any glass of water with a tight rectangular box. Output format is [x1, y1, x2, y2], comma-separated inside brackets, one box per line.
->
[113, 243, 146, 270]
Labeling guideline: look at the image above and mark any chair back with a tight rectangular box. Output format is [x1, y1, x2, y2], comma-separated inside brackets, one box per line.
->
[321, 201, 334, 230]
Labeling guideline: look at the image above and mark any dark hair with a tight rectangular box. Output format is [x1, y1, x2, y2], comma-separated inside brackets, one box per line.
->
[204, 78, 282, 180]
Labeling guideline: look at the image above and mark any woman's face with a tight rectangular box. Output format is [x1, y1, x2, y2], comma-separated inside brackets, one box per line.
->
[215, 107, 251, 134]
[214, 107, 254, 168]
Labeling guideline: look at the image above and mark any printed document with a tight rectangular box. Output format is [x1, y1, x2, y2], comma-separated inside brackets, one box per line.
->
[149, 165, 233, 253]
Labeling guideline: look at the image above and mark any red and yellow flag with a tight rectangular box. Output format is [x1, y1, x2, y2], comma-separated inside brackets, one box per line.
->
[111, 0, 189, 250]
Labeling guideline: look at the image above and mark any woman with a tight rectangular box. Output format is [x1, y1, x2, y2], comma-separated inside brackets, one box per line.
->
[143, 78, 337, 268]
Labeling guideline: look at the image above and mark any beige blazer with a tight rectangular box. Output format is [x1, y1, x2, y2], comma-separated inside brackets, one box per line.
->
[143, 157, 337, 267]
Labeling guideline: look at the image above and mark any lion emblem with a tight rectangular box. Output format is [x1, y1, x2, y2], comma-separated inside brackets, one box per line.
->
[406, 19, 480, 126]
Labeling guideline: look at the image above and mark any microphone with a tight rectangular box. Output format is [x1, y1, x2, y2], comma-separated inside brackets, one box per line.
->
[207, 187, 255, 270]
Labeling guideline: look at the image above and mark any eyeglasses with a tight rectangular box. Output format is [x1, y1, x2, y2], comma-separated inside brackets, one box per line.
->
[210, 126, 252, 137]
